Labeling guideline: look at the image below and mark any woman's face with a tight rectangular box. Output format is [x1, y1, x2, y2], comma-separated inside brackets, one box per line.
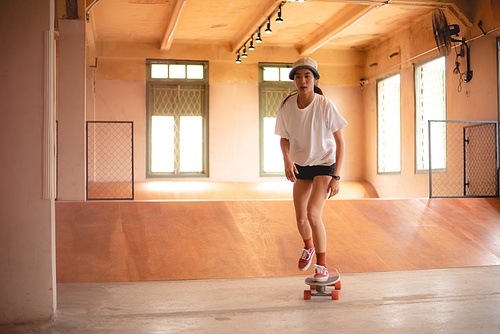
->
[294, 68, 317, 94]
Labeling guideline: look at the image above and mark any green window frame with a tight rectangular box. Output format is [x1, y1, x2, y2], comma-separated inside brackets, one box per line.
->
[259, 63, 294, 176]
[146, 59, 209, 178]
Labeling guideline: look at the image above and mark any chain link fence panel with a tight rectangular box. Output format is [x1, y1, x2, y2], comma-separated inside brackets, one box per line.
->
[87, 121, 134, 200]
[429, 120, 499, 198]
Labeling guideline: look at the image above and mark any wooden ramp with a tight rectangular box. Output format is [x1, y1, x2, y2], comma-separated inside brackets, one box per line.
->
[56, 197, 500, 283]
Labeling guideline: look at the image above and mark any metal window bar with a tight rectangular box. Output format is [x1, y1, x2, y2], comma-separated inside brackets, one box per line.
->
[86, 121, 134, 200]
[429, 120, 499, 198]
[259, 87, 291, 176]
[148, 84, 207, 177]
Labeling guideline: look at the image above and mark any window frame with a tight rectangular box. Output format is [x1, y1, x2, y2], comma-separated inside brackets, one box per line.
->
[376, 72, 402, 175]
[145, 59, 209, 178]
[258, 62, 294, 177]
[414, 56, 447, 174]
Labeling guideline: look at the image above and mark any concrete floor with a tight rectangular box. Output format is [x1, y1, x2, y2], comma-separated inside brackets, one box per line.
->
[2, 266, 500, 333]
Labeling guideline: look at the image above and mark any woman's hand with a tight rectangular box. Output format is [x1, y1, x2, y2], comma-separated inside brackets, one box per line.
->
[284, 157, 298, 183]
[328, 178, 340, 198]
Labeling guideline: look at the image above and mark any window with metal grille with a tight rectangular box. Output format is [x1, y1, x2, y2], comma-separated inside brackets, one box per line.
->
[146, 60, 208, 178]
[415, 57, 446, 172]
[259, 63, 294, 176]
[377, 73, 401, 173]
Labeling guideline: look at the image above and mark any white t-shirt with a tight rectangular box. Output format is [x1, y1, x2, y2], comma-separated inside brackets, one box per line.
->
[275, 93, 348, 166]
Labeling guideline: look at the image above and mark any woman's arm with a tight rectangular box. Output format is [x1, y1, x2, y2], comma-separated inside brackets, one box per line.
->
[328, 129, 345, 198]
[280, 138, 298, 183]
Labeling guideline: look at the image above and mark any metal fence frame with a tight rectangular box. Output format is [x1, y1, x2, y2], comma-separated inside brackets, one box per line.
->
[429, 120, 499, 198]
[86, 121, 134, 200]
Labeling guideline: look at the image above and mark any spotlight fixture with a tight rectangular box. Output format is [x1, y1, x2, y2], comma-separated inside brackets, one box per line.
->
[265, 17, 272, 34]
[276, 5, 283, 23]
[234, 2, 287, 62]
[249, 37, 255, 50]
[297, 0, 305, 3]
[256, 28, 263, 43]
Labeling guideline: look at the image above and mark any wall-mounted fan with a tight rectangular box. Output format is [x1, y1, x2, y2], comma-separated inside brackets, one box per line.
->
[432, 8, 473, 82]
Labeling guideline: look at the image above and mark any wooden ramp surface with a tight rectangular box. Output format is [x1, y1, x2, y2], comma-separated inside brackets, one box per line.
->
[56, 198, 500, 283]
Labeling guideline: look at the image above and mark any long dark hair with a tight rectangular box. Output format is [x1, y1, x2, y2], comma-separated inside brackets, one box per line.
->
[280, 85, 324, 107]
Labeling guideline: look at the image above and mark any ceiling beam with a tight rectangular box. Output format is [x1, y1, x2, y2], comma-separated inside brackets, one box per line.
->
[386, 1, 472, 27]
[160, 0, 188, 51]
[297, 4, 378, 55]
[444, 3, 472, 27]
[230, 0, 283, 54]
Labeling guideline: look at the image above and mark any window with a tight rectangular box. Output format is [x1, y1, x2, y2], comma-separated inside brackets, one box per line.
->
[415, 57, 446, 172]
[146, 60, 208, 177]
[377, 74, 401, 173]
[259, 63, 294, 176]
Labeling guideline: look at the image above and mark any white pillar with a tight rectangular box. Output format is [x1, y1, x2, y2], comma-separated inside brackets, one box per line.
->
[57, 19, 87, 201]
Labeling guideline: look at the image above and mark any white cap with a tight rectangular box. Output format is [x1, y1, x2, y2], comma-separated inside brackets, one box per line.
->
[289, 57, 320, 80]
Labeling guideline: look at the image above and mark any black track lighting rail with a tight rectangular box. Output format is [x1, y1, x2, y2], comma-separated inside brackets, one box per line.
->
[235, 1, 287, 64]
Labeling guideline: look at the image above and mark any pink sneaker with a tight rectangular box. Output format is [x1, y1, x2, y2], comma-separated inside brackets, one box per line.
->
[298, 248, 315, 271]
[313, 264, 329, 282]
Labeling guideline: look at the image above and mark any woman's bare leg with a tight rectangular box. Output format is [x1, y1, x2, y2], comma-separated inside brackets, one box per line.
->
[293, 179, 313, 241]
[306, 175, 332, 254]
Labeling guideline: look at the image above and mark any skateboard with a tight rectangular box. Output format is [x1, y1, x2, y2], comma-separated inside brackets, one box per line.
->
[304, 275, 341, 300]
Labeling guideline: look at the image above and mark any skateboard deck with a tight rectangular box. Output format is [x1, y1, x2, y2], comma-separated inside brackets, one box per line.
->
[304, 275, 341, 300]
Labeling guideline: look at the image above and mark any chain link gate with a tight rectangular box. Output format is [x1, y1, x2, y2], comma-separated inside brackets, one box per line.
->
[86, 121, 134, 200]
[429, 120, 499, 198]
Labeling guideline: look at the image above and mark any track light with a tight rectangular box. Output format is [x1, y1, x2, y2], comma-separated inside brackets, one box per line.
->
[249, 37, 255, 50]
[276, 5, 283, 23]
[256, 28, 263, 43]
[265, 17, 272, 34]
[234, 2, 287, 61]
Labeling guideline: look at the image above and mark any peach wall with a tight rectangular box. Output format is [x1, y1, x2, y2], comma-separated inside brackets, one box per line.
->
[362, 0, 500, 198]
[92, 80, 146, 179]
[0, 0, 56, 325]
[92, 79, 362, 182]
[88, 42, 365, 182]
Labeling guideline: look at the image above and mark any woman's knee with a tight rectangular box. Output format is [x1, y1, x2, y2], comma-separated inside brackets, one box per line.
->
[296, 216, 309, 227]
[306, 210, 322, 226]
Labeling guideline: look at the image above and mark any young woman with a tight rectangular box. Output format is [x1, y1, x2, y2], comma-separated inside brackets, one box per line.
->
[275, 57, 347, 281]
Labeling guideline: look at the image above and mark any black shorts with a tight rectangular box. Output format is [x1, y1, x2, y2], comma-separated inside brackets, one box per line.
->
[294, 163, 336, 181]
